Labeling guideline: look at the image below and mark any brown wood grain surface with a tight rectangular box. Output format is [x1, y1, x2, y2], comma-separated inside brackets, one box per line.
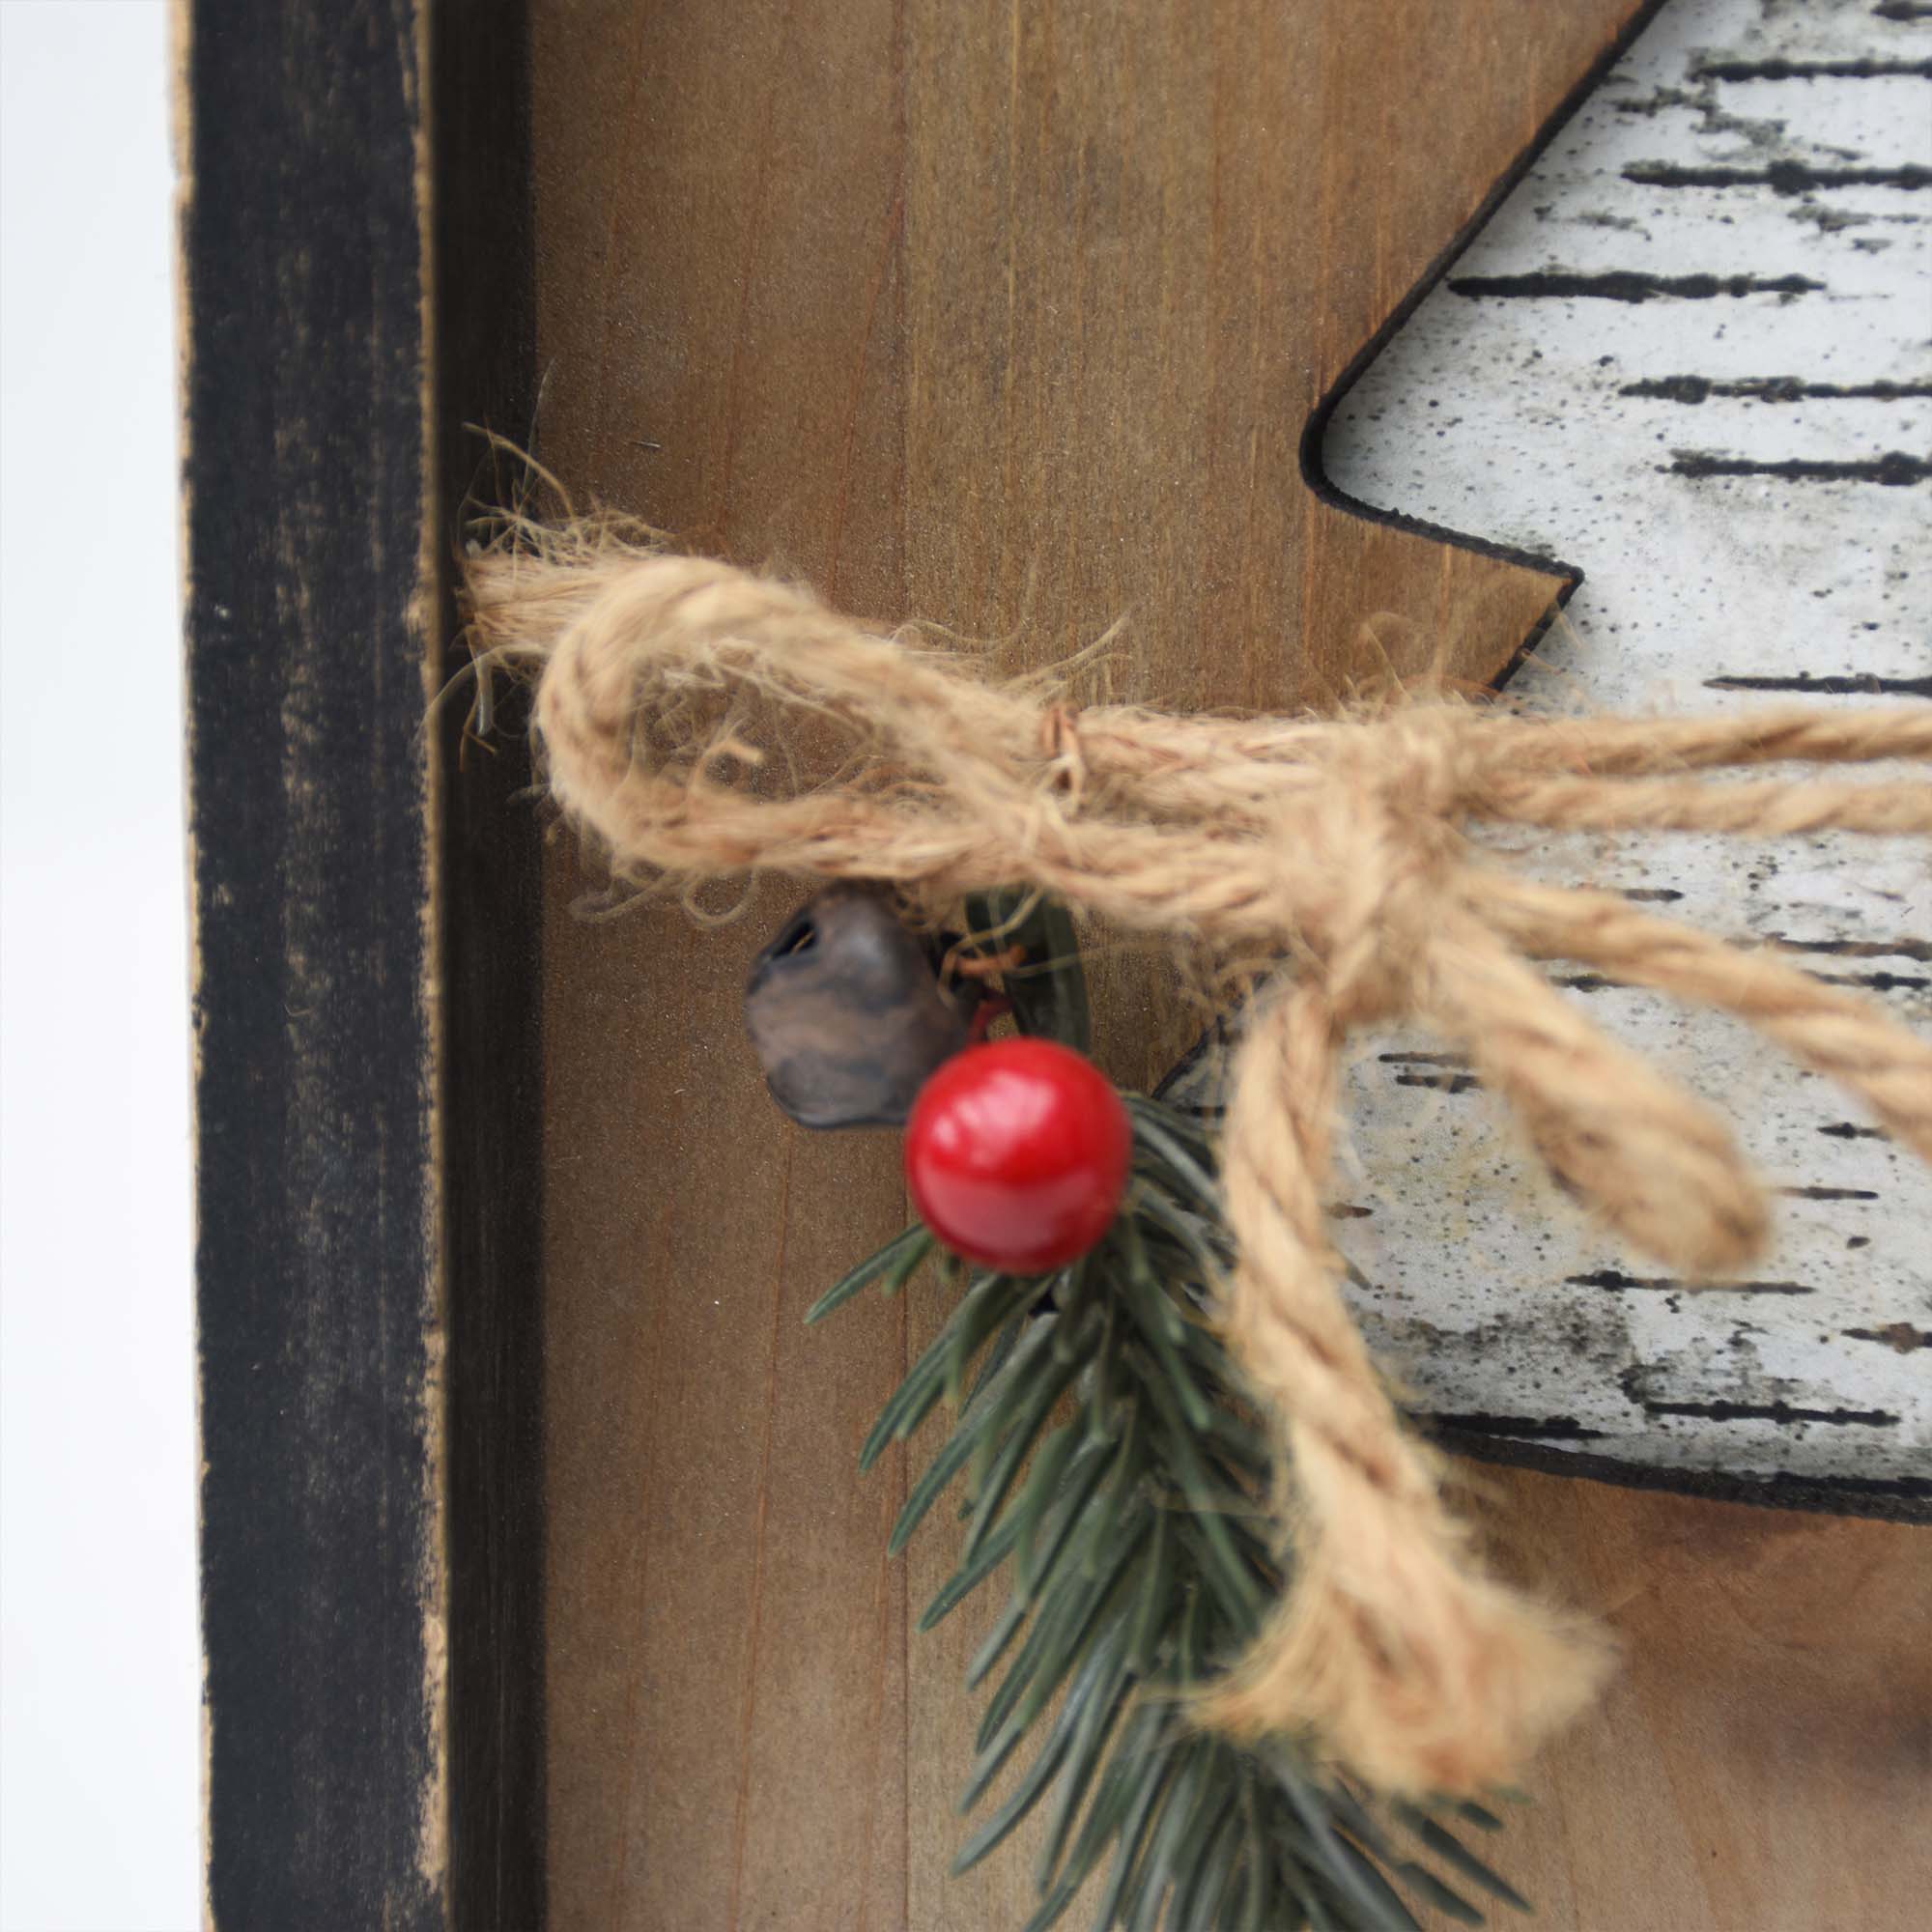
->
[1427, 1464, 1932, 1932]
[524, 3, 1927, 1927]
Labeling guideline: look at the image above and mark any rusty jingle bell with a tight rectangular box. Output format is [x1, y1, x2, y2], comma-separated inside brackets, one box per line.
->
[744, 885, 977, 1128]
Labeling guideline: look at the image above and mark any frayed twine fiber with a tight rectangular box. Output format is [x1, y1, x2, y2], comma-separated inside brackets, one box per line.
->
[464, 517, 1932, 1797]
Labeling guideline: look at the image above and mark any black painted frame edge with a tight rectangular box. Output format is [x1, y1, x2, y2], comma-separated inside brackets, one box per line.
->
[431, 1, 549, 1924]
[186, 0, 551, 1921]
[179, 0, 519, 1922]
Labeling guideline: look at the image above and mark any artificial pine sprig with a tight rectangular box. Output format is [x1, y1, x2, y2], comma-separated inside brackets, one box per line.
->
[810, 1097, 1532, 1932]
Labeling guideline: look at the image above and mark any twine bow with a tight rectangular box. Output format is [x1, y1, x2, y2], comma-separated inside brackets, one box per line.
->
[466, 521, 1932, 1796]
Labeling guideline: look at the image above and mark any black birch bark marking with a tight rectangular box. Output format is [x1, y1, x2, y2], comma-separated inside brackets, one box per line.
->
[1704, 670, 1932, 696]
[1623, 376, 1932, 404]
[1426, 1413, 1611, 1440]
[1667, 452, 1931, 485]
[1449, 269, 1824, 301]
[1567, 1269, 1817, 1294]
[1815, 970, 1931, 992]
[1640, 1398, 1900, 1425]
[1842, 1323, 1932, 1351]
[1690, 55, 1932, 80]
[1763, 936, 1932, 962]
[1624, 161, 1932, 192]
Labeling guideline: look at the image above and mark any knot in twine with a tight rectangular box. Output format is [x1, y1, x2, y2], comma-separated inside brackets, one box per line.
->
[466, 524, 1932, 1797]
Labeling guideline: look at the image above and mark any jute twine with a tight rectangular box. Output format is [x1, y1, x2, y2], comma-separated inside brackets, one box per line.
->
[465, 518, 1932, 1797]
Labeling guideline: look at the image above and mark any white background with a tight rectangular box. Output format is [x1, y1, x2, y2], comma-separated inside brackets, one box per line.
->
[0, 6, 201, 1929]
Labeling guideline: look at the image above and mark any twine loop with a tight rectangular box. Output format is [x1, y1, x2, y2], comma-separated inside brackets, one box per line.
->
[465, 523, 1932, 1795]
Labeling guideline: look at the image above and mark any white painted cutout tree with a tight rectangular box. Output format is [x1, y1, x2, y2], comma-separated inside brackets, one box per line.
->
[1317, 0, 1930, 1501]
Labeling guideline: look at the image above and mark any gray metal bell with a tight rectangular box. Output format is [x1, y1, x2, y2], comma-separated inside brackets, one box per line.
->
[745, 885, 973, 1128]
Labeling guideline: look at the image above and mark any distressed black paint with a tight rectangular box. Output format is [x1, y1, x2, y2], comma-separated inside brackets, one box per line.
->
[184, 2, 443, 1925]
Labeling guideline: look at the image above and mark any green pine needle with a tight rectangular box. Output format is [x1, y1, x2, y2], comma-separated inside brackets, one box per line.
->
[806, 1222, 933, 1324]
[813, 1094, 1532, 1930]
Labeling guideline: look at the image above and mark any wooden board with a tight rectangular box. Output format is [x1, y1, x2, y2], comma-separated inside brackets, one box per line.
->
[177, 0, 1929, 1921]
[518, 4, 1692, 1927]
[1430, 1462, 1932, 1932]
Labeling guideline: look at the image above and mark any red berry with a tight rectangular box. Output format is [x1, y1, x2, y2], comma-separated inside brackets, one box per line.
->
[904, 1038, 1132, 1273]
